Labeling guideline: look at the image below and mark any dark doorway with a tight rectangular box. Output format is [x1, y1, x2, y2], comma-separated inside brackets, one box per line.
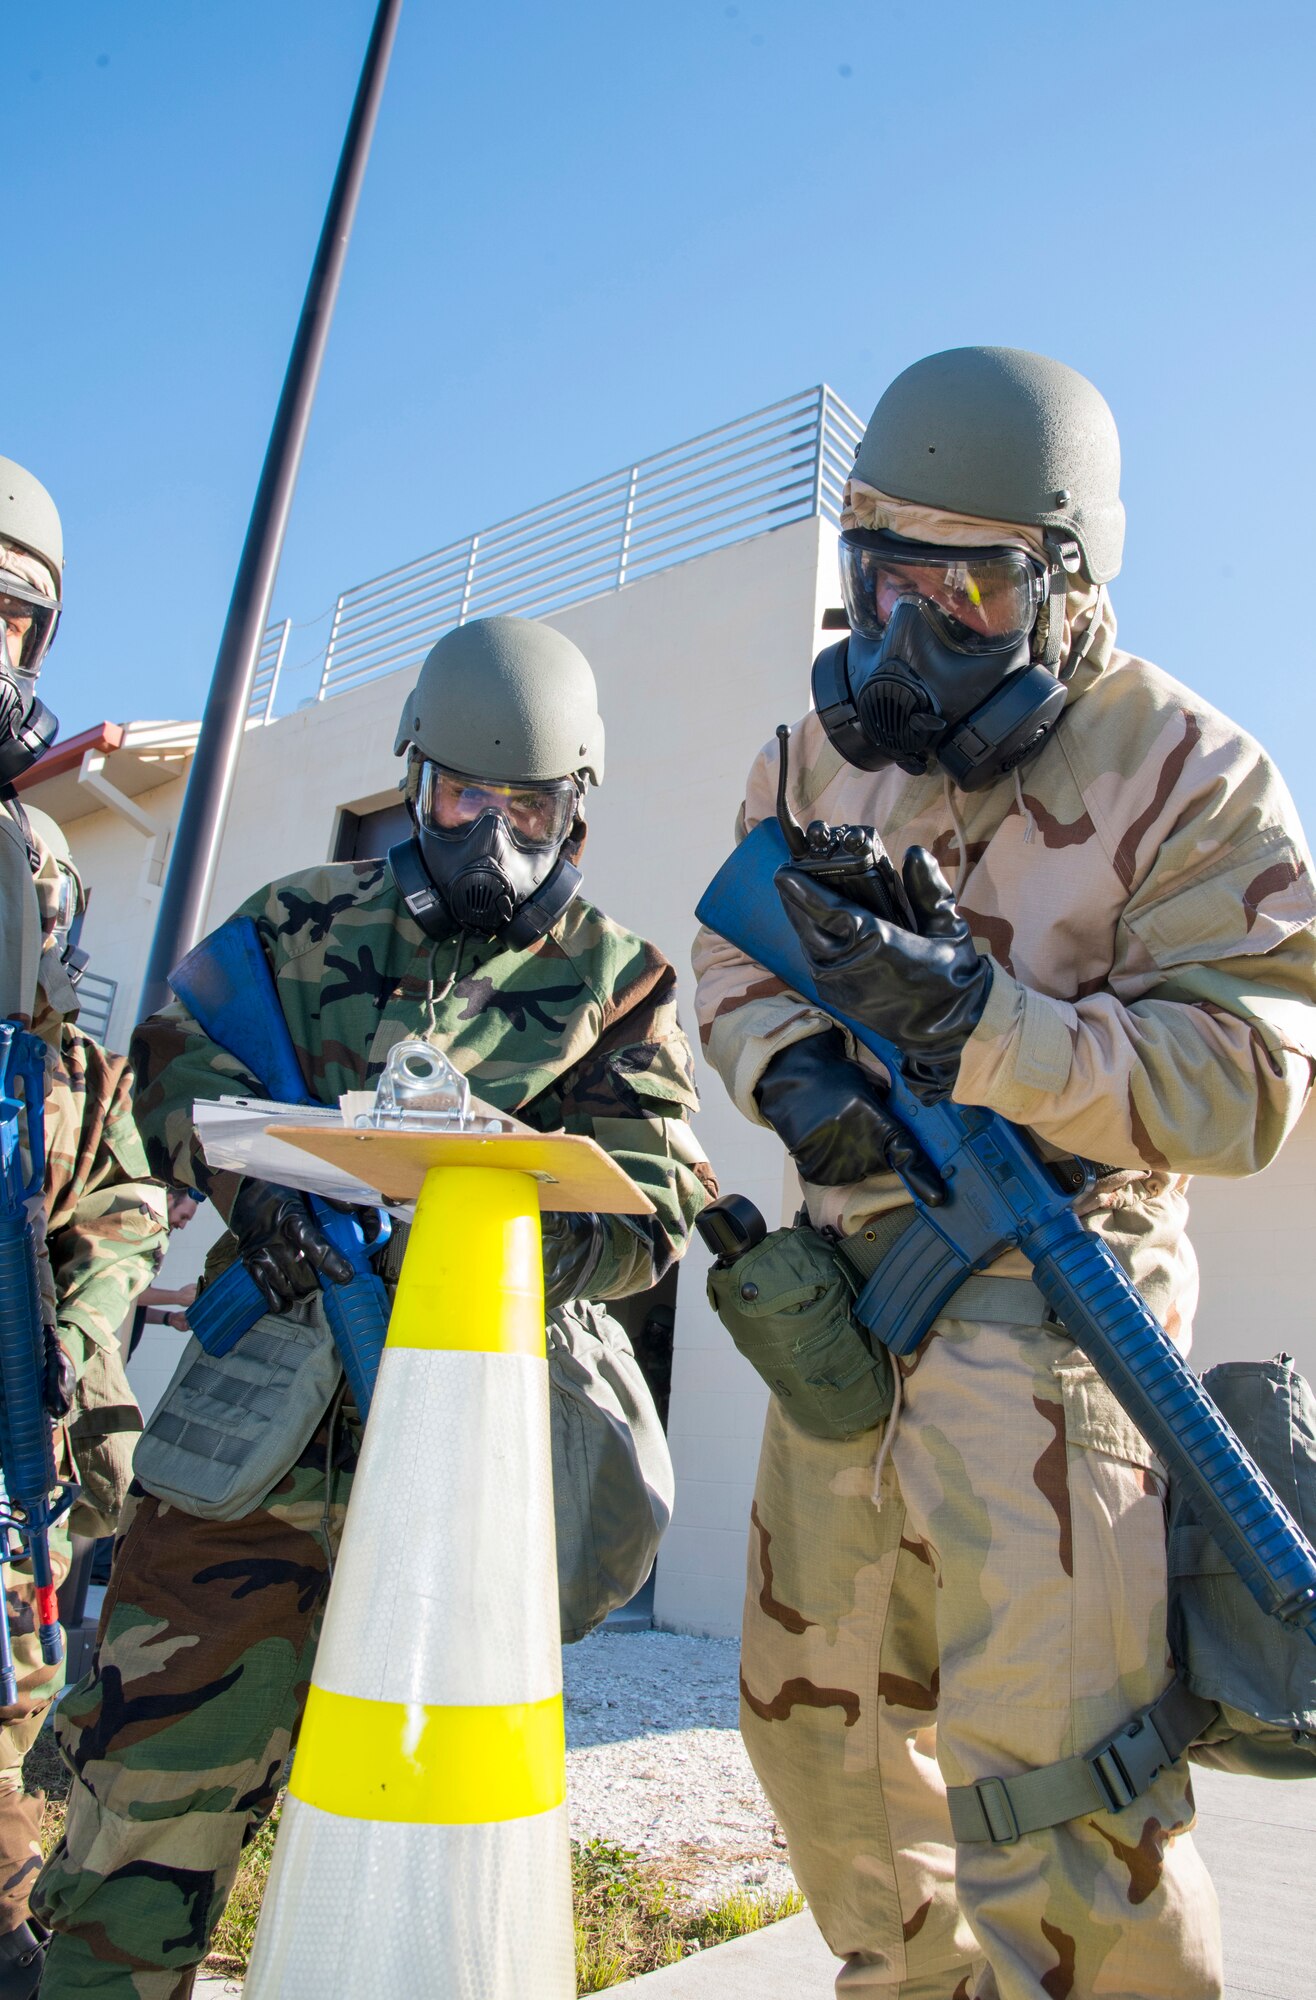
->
[333, 800, 412, 861]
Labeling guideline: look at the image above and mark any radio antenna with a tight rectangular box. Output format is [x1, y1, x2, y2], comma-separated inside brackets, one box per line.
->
[774, 725, 809, 859]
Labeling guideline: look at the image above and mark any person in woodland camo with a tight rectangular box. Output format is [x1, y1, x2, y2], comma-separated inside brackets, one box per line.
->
[34, 614, 713, 1997]
[0, 464, 165, 2000]
[692, 347, 1316, 1999]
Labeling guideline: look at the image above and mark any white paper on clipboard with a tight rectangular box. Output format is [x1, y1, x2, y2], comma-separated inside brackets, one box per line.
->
[191, 1086, 533, 1214]
[191, 1099, 412, 1213]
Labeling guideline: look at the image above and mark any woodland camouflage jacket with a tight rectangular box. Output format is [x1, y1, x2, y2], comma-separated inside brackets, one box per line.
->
[693, 599, 1316, 1338]
[38, 999, 167, 1377]
[133, 856, 714, 1298]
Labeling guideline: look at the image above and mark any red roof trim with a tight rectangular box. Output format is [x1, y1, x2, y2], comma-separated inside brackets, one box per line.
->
[13, 721, 124, 791]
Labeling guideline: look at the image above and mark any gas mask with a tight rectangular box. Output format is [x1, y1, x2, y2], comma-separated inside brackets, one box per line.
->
[0, 572, 60, 785]
[44, 857, 89, 984]
[389, 762, 583, 949]
[815, 530, 1076, 791]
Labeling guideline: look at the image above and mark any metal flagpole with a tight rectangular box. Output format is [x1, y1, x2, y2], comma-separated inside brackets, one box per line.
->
[138, 0, 404, 1017]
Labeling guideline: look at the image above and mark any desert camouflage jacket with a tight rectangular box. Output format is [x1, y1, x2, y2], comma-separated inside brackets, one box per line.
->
[133, 857, 714, 1299]
[37, 998, 168, 1377]
[693, 601, 1316, 1335]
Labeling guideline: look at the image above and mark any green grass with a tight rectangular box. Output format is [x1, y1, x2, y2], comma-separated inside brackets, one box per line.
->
[27, 1738, 803, 1993]
[572, 1837, 804, 1993]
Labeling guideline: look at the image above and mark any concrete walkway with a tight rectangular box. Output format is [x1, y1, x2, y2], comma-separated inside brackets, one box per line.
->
[614, 1765, 1316, 1997]
[188, 1763, 1312, 1995]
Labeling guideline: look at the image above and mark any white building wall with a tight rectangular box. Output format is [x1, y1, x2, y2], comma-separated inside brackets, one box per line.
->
[1185, 1103, 1316, 1382]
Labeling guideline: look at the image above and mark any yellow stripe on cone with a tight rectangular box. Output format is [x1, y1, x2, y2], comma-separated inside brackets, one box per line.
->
[292, 1686, 566, 1823]
[245, 1163, 574, 2000]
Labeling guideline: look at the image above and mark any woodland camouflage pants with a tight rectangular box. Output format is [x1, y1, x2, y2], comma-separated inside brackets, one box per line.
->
[0, 1530, 72, 1937]
[740, 1311, 1224, 2000]
[32, 1416, 354, 1999]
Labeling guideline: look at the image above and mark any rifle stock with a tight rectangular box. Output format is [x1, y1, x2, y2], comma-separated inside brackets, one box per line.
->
[169, 918, 391, 1418]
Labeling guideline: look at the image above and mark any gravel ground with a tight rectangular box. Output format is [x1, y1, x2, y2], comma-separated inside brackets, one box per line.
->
[562, 1628, 798, 1908]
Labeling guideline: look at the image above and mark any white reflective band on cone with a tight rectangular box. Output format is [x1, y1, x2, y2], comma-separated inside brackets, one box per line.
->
[245, 1801, 574, 1998]
[313, 1346, 560, 1706]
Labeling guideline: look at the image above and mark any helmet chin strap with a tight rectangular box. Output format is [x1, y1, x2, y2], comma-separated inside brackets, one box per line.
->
[1038, 535, 1084, 671]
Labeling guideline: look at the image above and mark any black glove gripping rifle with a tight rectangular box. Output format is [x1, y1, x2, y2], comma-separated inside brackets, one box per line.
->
[0, 1024, 79, 1702]
[694, 727, 1316, 1646]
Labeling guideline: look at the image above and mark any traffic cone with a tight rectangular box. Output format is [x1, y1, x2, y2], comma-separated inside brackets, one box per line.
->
[244, 1162, 573, 1998]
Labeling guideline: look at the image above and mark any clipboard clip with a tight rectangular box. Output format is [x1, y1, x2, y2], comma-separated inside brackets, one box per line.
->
[355, 1040, 505, 1133]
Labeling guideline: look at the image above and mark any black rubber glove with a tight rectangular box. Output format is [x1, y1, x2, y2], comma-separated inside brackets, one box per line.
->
[228, 1178, 355, 1316]
[777, 848, 993, 1101]
[754, 1030, 944, 1205]
[541, 1210, 605, 1309]
[42, 1329, 75, 1419]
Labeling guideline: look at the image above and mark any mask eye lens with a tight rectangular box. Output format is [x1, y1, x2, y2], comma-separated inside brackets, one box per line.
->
[840, 537, 1044, 653]
[418, 766, 575, 849]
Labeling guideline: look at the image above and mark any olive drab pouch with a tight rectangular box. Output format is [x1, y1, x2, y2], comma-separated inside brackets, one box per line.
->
[67, 1336, 144, 1539]
[706, 1222, 893, 1441]
[1169, 1354, 1316, 1778]
[548, 1299, 674, 1644]
[132, 1292, 342, 1520]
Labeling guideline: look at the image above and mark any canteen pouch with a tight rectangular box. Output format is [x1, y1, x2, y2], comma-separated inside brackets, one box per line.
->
[706, 1222, 894, 1441]
[132, 1291, 342, 1519]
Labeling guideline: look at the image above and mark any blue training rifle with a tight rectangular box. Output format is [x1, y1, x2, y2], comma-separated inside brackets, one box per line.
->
[0, 1023, 78, 1700]
[170, 917, 392, 1418]
[695, 742, 1316, 1645]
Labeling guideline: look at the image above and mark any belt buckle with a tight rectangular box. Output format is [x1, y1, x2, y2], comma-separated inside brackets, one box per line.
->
[971, 1775, 1020, 1844]
[1088, 1715, 1167, 1814]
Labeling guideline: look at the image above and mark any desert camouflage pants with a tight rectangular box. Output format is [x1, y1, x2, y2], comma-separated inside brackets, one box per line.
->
[32, 1415, 355, 1999]
[0, 1531, 72, 1936]
[741, 1312, 1223, 2000]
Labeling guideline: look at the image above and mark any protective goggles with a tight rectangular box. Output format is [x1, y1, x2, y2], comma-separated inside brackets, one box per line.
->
[839, 531, 1048, 656]
[0, 573, 60, 678]
[416, 763, 579, 851]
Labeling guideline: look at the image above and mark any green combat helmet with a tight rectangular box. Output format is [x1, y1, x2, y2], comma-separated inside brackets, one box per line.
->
[0, 455, 64, 590]
[0, 455, 63, 781]
[852, 345, 1124, 584]
[23, 805, 89, 1022]
[394, 613, 604, 784]
[391, 616, 605, 947]
[23, 806, 86, 952]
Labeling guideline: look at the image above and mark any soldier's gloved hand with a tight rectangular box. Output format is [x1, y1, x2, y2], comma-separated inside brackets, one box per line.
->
[541, 1210, 605, 1309]
[754, 1031, 944, 1205]
[228, 1178, 355, 1315]
[777, 848, 993, 1101]
[42, 1328, 75, 1419]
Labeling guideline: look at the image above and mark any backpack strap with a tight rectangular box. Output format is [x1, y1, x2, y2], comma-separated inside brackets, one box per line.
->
[947, 1679, 1218, 1844]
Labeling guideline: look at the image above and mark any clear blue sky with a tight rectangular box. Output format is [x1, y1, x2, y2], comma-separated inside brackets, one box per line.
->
[8, 1, 1316, 816]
